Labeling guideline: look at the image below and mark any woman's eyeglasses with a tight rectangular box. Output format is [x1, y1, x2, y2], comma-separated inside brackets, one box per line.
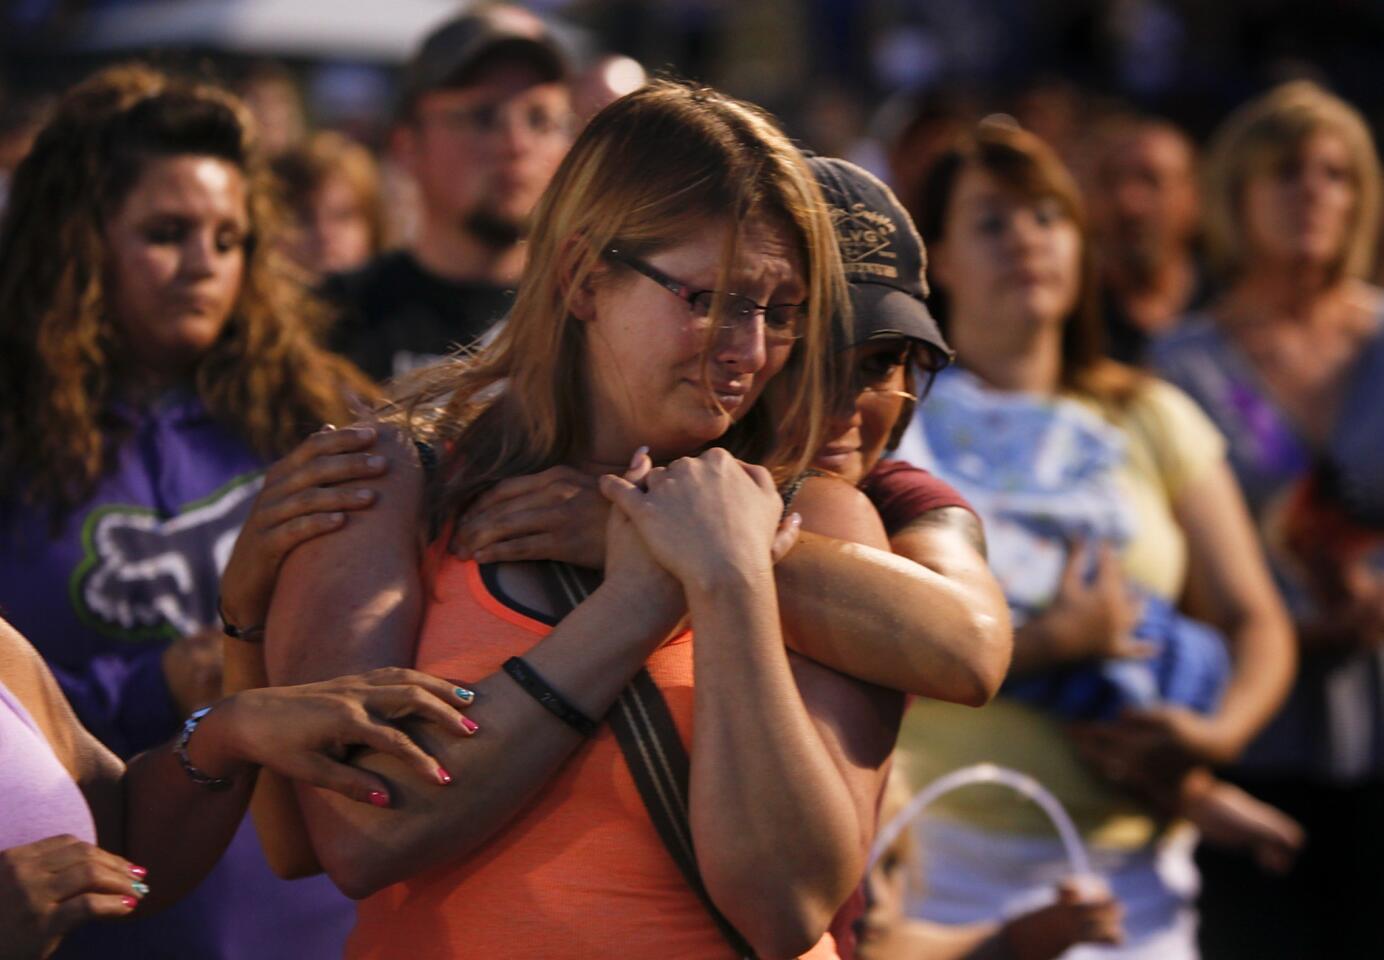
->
[604, 248, 806, 345]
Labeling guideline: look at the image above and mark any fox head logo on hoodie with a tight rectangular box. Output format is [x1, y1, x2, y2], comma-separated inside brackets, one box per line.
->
[71, 473, 264, 641]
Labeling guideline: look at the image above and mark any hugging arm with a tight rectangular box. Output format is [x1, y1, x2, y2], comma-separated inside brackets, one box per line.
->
[775, 527, 1009, 705]
[604, 468, 901, 957]
[264, 436, 685, 899]
[458, 467, 1012, 703]
[799, 499, 1011, 702]
[223, 423, 415, 877]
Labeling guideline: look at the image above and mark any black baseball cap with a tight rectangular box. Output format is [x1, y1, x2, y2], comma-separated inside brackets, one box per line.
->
[807, 155, 953, 372]
[397, 6, 569, 117]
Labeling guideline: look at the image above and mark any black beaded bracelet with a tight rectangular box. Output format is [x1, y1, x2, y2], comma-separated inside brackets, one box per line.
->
[501, 656, 598, 736]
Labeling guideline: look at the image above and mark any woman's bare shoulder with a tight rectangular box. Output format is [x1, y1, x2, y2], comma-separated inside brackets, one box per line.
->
[0, 618, 119, 782]
[0, 618, 65, 721]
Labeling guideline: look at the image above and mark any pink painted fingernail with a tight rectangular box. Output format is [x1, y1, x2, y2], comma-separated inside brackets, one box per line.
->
[121, 895, 138, 910]
[368, 790, 390, 807]
[436, 767, 452, 785]
[460, 716, 480, 735]
[129, 864, 148, 878]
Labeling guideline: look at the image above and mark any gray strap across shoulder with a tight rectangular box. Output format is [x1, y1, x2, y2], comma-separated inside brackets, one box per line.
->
[543, 561, 757, 959]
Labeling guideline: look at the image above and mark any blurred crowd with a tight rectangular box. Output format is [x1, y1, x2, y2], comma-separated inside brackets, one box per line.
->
[1, 2, 1382, 960]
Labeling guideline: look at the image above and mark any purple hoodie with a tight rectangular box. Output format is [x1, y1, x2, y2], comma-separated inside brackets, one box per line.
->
[0, 392, 354, 960]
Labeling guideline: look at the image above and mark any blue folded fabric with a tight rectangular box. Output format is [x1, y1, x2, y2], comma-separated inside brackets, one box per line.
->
[1002, 593, 1230, 722]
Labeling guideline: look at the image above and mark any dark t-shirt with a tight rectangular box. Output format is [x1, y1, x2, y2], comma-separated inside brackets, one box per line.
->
[326, 250, 515, 382]
[859, 459, 975, 535]
[1100, 258, 1214, 366]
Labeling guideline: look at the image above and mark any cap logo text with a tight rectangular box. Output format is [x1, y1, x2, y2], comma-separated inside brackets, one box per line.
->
[830, 201, 898, 279]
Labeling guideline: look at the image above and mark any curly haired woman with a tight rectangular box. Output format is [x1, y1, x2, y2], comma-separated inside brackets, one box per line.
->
[0, 64, 376, 959]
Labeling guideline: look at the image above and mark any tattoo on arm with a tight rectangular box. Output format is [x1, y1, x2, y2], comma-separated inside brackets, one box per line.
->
[903, 506, 988, 560]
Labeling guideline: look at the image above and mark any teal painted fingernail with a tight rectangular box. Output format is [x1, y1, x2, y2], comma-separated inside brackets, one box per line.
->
[454, 686, 475, 703]
[131, 880, 150, 897]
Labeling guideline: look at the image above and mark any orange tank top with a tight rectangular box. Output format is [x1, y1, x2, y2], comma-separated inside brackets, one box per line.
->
[346, 554, 838, 960]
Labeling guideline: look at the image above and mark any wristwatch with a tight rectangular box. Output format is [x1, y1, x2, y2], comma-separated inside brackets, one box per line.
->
[174, 706, 235, 791]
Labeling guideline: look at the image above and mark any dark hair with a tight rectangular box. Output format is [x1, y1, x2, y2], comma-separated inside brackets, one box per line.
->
[0, 63, 377, 514]
[917, 119, 1139, 401]
[100, 87, 250, 218]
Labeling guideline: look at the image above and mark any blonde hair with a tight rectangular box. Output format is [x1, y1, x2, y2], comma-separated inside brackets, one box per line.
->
[396, 79, 844, 530]
[1203, 80, 1381, 283]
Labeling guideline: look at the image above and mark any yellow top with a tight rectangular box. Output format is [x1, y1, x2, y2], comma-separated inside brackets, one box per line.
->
[899, 378, 1226, 849]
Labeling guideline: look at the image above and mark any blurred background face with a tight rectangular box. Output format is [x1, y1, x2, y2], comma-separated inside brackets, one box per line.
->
[934, 165, 1082, 332]
[103, 154, 248, 379]
[237, 70, 306, 156]
[401, 61, 572, 245]
[815, 339, 912, 484]
[1241, 130, 1357, 272]
[284, 171, 374, 277]
[1091, 125, 1199, 275]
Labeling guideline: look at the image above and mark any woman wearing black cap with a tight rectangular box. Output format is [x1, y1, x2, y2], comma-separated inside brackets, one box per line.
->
[238, 80, 1021, 959]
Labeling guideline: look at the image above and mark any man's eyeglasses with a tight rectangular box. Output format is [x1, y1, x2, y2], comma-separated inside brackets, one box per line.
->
[604, 248, 806, 345]
[419, 101, 576, 141]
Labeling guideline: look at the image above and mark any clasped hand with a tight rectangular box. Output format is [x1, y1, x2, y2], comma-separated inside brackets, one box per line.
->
[599, 447, 800, 593]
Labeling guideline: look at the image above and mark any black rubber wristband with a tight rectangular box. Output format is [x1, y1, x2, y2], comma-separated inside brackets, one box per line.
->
[218, 595, 264, 643]
[502, 656, 598, 736]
